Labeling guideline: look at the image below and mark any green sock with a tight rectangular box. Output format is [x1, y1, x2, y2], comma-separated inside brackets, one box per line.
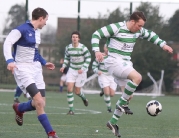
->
[104, 95, 111, 109]
[77, 91, 86, 100]
[110, 114, 120, 125]
[109, 109, 123, 125]
[67, 92, 74, 111]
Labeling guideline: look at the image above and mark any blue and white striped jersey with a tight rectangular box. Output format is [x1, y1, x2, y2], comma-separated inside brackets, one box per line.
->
[3, 20, 46, 65]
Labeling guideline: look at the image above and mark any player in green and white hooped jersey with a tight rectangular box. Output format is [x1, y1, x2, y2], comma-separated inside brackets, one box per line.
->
[60, 31, 91, 115]
[91, 11, 173, 137]
[92, 45, 117, 113]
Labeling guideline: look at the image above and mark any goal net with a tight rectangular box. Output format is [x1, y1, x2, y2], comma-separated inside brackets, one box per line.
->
[82, 72, 165, 97]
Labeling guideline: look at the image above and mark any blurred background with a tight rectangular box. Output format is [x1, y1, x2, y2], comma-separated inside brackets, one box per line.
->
[0, 0, 179, 94]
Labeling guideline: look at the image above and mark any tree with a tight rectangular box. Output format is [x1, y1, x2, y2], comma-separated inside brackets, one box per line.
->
[167, 9, 179, 41]
[0, 4, 27, 84]
[3, 4, 28, 35]
[131, 2, 178, 92]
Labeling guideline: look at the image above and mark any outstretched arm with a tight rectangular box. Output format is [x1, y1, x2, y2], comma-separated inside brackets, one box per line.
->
[162, 45, 173, 54]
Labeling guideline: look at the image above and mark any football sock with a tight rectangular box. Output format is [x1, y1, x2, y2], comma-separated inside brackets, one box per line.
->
[18, 100, 36, 113]
[104, 94, 111, 109]
[14, 86, 23, 98]
[117, 80, 137, 106]
[38, 114, 53, 134]
[67, 92, 74, 111]
[110, 109, 123, 125]
[77, 91, 86, 100]
[59, 86, 63, 92]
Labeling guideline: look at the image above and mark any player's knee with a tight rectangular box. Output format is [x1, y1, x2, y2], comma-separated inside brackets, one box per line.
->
[136, 74, 142, 84]
[74, 87, 80, 94]
[132, 73, 142, 85]
[34, 98, 45, 109]
[110, 93, 114, 97]
[67, 87, 73, 92]
[110, 91, 115, 97]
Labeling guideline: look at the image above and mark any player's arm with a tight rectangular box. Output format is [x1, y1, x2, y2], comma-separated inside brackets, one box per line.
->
[92, 59, 101, 75]
[91, 23, 120, 61]
[92, 60, 99, 73]
[3, 29, 21, 73]
[38, 54, 55, 70]
[38, 54, 47, 66]
[140, 28, 173, 53]
[81, 47, 91, 72]
[60, 46, 70, 72]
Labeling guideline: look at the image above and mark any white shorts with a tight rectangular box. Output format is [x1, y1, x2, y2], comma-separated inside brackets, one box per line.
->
[61, 74, 67, 82]
[14, 62, 45, 93]
[98, 74, 117, 91]
[66, 68, 87, 87]
[104, 56, 134, 79]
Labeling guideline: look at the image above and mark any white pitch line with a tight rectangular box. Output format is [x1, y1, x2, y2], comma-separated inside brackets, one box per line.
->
[0, 103, 101, 115]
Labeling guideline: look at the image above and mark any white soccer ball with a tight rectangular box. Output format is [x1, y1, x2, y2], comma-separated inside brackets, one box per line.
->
[146, 100, 162, 116]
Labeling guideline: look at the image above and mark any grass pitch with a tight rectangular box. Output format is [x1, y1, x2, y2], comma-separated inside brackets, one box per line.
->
[0, 92, 179, 138]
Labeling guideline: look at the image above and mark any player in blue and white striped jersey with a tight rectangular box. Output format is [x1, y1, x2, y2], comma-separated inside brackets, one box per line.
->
[3, 7, 59, 138]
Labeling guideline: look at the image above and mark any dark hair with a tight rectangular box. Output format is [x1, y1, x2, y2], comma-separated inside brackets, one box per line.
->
[71, 31, 81, 39]
[130, 11, 146, 22]
[32, 7, 48, 20]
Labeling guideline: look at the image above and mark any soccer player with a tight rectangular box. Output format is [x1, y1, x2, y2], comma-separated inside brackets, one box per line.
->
[91, 11, 173, 137]
[59, 58, 69, 92]
[60, 31, 91, 115]
[3, 7, 59, 138]
[92, 44, 117, 113]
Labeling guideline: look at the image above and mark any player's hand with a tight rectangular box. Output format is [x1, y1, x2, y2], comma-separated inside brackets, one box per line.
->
[98, 71, 102, 75]
[7, 62, 17, 74]
[95, 51, 104, 62]
[162, 45, 173, 54]
[45, 62, 55, 70]
[60, 67, 64, 73]
[78, 69, 83, 74]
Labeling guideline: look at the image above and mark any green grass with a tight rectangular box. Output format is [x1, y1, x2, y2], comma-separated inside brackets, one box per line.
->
[0, 92, 179, 138]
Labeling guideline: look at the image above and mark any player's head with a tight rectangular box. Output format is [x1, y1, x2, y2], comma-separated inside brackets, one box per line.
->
[71, 31, 80, 44]
[103, 44, 108, 54]
[32, 7, 48, 29]
[128, 11, 146, 33]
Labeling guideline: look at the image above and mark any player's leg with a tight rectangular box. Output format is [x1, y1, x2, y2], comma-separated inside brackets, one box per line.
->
[59, 79, 64, 92]
[104, 56, 141, 137]
[60, 74, 66, 92]
[115, 70, 141, 113]
[74, 86, 88, 106]
[115, 79, 133, 114]
[14, 86, 23, 103]
[66, 70, 76, 114]
[75, 72, 88, 106]
[13, 62, 59, 137]
[66, 82, 75, 114]
[107, 80, 117, 113]
[103, 86, 112, 112]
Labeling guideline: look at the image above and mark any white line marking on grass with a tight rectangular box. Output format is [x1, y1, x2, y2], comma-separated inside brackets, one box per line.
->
[0, 103, 101, 115]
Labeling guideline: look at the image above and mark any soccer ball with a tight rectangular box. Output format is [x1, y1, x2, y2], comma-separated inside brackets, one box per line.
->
[146, 100, 162, 116]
